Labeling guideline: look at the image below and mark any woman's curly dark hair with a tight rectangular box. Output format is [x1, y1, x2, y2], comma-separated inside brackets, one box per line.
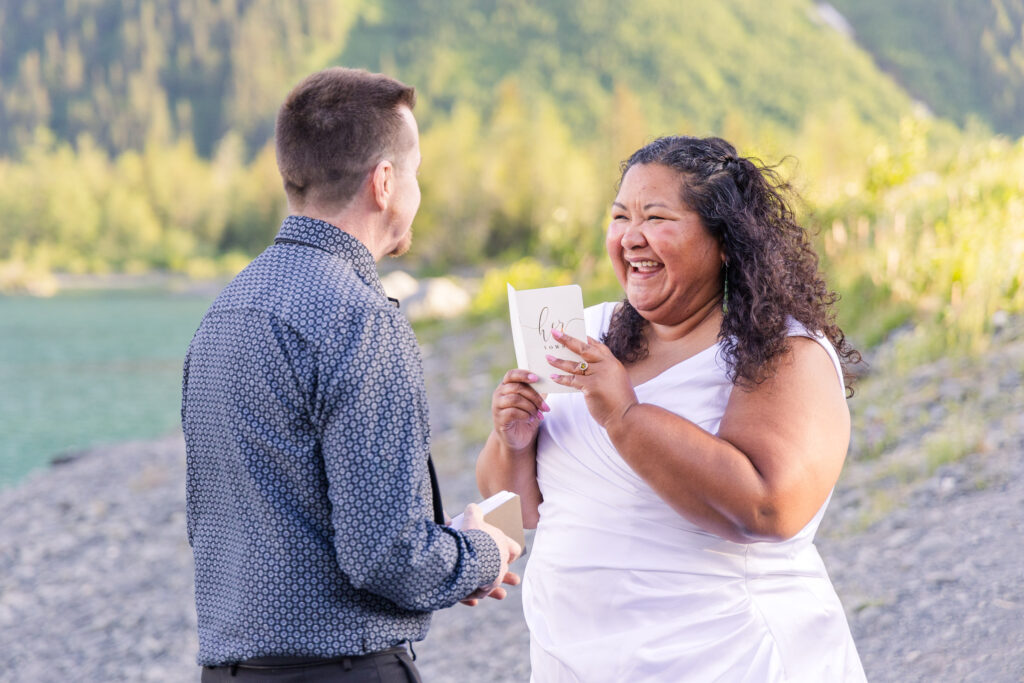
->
[602, 135, 861, 394]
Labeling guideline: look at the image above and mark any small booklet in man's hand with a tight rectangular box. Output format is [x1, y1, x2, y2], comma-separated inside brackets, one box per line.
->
[448, 490, 526, 552]
[507, 283, 586, 394]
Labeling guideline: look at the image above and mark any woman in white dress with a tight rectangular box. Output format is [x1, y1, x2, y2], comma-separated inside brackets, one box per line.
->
[477, 136, 867, 682]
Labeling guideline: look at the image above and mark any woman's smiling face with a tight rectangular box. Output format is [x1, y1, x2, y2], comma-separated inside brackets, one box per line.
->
[606, 163, 725, 325]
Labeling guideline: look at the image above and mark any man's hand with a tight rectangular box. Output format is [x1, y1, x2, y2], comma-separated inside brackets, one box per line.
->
[459, 503, 522, 606]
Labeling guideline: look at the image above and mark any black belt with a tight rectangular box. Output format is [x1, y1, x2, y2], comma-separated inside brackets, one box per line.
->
[208, 645, 411, 672]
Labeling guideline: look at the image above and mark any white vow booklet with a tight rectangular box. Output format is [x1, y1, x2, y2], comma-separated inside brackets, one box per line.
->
[448, 490, 526, 551]
[507, 283, 586, 394]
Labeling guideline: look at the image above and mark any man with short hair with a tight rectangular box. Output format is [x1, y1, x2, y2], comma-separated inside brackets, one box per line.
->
[182, 67, 520, 682]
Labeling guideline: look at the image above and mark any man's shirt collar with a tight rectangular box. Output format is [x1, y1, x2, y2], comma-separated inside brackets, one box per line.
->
[274, 215, 386, 300]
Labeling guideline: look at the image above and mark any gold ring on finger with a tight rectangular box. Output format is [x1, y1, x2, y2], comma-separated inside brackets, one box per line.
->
[577, 361, 589, 375]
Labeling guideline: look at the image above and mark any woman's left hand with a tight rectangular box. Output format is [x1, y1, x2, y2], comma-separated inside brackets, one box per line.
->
[547, 329, 638, 428]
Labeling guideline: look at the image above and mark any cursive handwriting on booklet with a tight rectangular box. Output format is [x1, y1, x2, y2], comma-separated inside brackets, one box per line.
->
[525, 306, 586, 350]
[508, 283, 586, 394]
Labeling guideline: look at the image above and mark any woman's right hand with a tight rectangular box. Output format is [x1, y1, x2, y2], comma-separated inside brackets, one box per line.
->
[491, 369, 550, 451]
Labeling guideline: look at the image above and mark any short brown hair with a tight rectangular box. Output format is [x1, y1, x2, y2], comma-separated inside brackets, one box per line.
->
[275, 67, 416, 211]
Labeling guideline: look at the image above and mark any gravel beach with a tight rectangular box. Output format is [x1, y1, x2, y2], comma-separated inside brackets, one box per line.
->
[1, 322, 1022, 682]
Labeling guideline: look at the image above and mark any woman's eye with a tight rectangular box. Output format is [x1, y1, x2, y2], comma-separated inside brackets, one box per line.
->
[612, 214, 627, 221]
[648, 215, 665, 221]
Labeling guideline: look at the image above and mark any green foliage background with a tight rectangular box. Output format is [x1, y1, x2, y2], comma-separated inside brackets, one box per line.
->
[0, 0, 1021, 361]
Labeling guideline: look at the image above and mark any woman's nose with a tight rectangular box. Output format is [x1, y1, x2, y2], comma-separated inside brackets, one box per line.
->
[621, 221, 646, 248]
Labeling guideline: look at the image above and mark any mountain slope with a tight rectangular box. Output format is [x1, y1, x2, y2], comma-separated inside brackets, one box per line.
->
[0, 0, 917, 158]
[342, 0, 914, 140]
[0, 0, 364, 156]
[829, 0, 1024, 137]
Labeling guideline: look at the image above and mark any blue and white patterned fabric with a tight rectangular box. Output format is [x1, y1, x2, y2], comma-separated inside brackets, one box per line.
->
[182, 215, 501, 666]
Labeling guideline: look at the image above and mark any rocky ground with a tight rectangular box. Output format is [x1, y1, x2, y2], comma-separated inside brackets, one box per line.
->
[1, 317, 1021, 682]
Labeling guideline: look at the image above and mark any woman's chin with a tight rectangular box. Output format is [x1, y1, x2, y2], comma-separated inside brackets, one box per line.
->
[625, 294, 661, 317]
[626, 283, 661, 310]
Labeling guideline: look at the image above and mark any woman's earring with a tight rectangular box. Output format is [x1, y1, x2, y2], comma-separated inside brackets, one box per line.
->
[722, 267, 729, 314]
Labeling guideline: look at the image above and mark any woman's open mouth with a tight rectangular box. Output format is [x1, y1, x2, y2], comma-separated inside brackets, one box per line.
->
[629, 259, 663, 274]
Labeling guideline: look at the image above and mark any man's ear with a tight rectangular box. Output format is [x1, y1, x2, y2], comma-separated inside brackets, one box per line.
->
[371, 160, 394, 211]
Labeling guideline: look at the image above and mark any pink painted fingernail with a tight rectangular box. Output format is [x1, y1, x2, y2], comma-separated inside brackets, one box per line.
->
[537, 412, 545, 421]
[541, 401, 550, 411]
[551, 329, 563, 338]
[527, 373, 539, 382]
[545, 354, 557, 363]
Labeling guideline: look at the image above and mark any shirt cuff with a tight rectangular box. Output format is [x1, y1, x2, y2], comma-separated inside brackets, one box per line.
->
[461, 528, 503, 588]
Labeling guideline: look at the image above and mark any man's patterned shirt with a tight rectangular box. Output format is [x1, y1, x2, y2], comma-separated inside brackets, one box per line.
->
[182, 215, 501, 666]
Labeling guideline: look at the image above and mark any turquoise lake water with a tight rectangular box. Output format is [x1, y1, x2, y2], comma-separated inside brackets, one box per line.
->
[0, 290, 214, 488]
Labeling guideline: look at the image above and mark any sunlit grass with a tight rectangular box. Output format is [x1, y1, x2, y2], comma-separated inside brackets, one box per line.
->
[814, 122, 1024, 362]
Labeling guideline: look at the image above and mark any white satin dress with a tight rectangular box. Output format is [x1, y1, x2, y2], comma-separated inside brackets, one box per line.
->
[523, 302, 866, 682]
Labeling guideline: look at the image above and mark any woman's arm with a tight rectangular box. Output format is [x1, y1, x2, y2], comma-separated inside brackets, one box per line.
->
[476, 431, 543, 529]
[475, 369, 548, 529]
[551, 331, 849, 543]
